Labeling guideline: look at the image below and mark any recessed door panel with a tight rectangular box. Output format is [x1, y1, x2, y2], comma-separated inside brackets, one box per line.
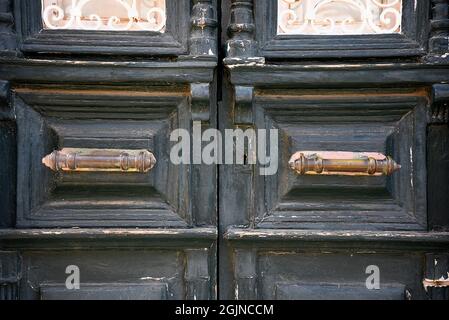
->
[253, 89, 427, 230]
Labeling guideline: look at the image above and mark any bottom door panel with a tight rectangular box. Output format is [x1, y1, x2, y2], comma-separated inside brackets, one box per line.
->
[21, 250, 184, 300]
[259, 251, 422, 300]
[231, 247, 429, 300]
[0, 241, 216, 300]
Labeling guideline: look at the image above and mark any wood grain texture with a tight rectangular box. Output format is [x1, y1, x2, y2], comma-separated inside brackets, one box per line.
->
[218, 75, 256, 299]
[233, 249, 257, 300]
[185, 249, 212, 300]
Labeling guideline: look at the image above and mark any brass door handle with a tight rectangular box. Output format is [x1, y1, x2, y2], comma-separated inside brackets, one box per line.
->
[289, 151, 401, 176]
[42, 148, 156, 173]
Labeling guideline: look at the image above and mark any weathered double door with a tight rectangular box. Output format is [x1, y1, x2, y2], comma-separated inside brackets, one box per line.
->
[1, 0, 449, 300]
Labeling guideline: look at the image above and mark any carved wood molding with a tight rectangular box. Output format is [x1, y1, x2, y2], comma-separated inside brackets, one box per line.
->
[431, 84, 449, 124]
[0, 228, 218, 248]
[224, 0, 264, 65]
[191, 83, 211, 122]
[190, 0, 218, 57]
[225, 228, 449, 249]
[234, 86, 253, 125]
[429, 0, 449, 55]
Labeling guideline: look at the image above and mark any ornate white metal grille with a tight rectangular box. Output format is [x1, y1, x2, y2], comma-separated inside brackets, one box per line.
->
[277, 0, 402, 35]
[41, 0, 166, 32]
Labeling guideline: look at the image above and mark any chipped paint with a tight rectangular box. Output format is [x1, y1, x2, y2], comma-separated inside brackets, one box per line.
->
[140, 276, 166, 281]
[0, 228, 218, 241]
[225, 228, 449, 243]
[227, 61, 265, 69]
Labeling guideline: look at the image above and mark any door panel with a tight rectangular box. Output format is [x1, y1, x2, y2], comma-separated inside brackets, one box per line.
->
[0, 228, 217, 300]
[18, 249, 211, 300]
[253, 88, 428, 231]
[219, 0, 449, 300]
[14, 85, 195, 228]
[26, 250, 183, 300]
[250, 251, 423, 300]
[0, 0, 218, 300]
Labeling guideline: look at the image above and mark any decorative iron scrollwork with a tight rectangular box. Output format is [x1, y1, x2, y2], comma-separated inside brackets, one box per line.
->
[278, 0, 402, 35]
[41, 0, 166, 32]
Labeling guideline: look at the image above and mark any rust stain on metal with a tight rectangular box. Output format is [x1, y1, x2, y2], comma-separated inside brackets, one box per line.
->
[42, 148, 156, 173]
[289, 151, 401, 176]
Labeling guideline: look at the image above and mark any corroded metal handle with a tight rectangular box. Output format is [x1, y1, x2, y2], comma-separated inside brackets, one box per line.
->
[289, 151, 401, 176]
[42, 148, 156, 173]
